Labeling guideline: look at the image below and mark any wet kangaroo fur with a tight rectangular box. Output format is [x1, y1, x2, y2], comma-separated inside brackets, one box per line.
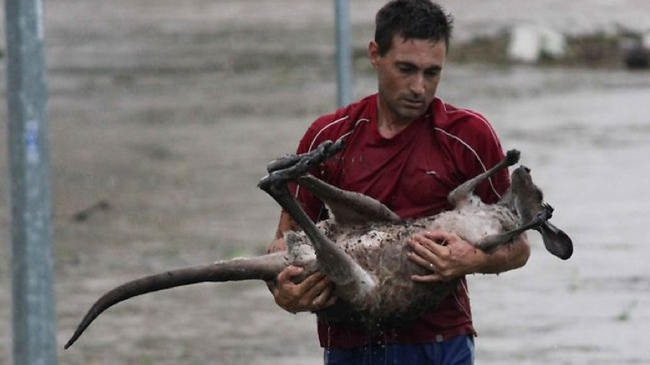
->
[65, 140, 573, 349]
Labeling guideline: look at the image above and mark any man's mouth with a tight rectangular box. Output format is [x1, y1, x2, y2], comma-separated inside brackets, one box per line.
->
[403, 99, 425, 108]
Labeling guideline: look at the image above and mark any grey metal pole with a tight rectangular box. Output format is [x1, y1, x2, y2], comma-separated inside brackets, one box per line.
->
[335, 0, 352, 107]
[5, 0, 58, 363]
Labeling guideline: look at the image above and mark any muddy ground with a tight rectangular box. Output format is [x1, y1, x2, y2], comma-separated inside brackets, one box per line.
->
[1, 0, 650, 364]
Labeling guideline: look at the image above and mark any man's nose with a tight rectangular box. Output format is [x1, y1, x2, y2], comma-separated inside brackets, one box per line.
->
[410, 74, 426, 95]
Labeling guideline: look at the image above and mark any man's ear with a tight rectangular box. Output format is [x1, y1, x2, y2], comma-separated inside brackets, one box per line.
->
[368, 41, 380, 68]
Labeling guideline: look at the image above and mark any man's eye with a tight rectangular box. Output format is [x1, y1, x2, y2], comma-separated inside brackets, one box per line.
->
[398, 65, 414, 73]
[425, 70, 440, 77]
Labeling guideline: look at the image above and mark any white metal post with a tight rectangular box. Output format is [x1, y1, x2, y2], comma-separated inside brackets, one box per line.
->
[335, 0, 352, 107]
[5, 0, 58, 363]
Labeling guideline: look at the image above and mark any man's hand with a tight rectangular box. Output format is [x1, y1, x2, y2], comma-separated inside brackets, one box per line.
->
[406, 231, 487, 283]
[272, 265, 337, 313]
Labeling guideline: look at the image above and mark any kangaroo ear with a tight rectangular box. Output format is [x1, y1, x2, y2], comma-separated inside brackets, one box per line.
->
[536, 222, 573, 260]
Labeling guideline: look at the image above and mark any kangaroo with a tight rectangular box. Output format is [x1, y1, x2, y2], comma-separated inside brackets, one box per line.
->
[65, 140, 573, 349]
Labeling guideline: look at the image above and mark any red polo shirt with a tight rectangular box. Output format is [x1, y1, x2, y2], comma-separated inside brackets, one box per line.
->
[292, 94, 509, 348]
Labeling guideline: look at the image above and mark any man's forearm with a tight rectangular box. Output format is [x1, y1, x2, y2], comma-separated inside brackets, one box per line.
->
[476, 234, 531, 274]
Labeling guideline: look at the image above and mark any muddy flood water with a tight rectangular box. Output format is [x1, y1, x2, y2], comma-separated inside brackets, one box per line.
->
[1, 1, 650, 364]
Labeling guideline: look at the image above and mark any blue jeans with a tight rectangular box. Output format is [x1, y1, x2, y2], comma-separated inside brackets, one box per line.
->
[324, 335, 474, 365]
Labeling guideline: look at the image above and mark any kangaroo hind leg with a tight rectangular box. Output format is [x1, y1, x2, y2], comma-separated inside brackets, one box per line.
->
[258, 140, 376, 297]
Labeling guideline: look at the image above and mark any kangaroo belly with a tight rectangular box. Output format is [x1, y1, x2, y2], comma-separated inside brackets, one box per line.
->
[311, 221, 456, 325]
[423, 206, 518, 243]
[310, 206, 518, 325]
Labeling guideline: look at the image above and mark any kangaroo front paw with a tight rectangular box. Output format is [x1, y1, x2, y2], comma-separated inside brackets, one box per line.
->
[505, 149, 521, 166]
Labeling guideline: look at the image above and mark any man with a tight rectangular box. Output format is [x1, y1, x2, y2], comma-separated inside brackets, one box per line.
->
[268, 0, 531, 364]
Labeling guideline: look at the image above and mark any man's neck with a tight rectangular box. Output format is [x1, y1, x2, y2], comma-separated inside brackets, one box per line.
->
[376, 118, 410, 139]
[376, 99, 415, 139]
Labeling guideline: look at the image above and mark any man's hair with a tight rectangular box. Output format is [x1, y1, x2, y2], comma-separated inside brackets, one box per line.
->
[375, 0, 454, 56]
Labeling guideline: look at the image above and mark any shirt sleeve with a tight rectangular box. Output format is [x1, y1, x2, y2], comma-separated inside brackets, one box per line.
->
[456, 115, 510, 204]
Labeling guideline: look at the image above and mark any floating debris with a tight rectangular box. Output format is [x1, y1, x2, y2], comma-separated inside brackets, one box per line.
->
[72, 200, 112, 222]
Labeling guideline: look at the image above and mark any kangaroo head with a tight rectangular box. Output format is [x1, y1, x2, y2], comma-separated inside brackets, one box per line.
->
[508, 166, 545, 224]
[504, 166, 574, 260]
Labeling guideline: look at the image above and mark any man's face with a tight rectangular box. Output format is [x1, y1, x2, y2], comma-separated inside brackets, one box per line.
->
[370, 35, 447, 124]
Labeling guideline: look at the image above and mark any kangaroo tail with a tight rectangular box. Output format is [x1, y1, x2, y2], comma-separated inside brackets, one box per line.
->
[64, 252, 286, 349]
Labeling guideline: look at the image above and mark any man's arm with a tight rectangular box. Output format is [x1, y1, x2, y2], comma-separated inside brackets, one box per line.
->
[267, 210, 299, 253]
[474, 233, 530, 274]
[267, 211, 336, 313]
[407, 230, 531, 283]
[418, 124, 531, 280]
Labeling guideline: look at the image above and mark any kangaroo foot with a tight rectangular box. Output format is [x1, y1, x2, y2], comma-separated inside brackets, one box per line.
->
[259, 139, 345, 190]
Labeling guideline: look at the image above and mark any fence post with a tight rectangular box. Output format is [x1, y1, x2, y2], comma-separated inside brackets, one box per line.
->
[334, 0, 352, 107]
[5, 0, 58, 363]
